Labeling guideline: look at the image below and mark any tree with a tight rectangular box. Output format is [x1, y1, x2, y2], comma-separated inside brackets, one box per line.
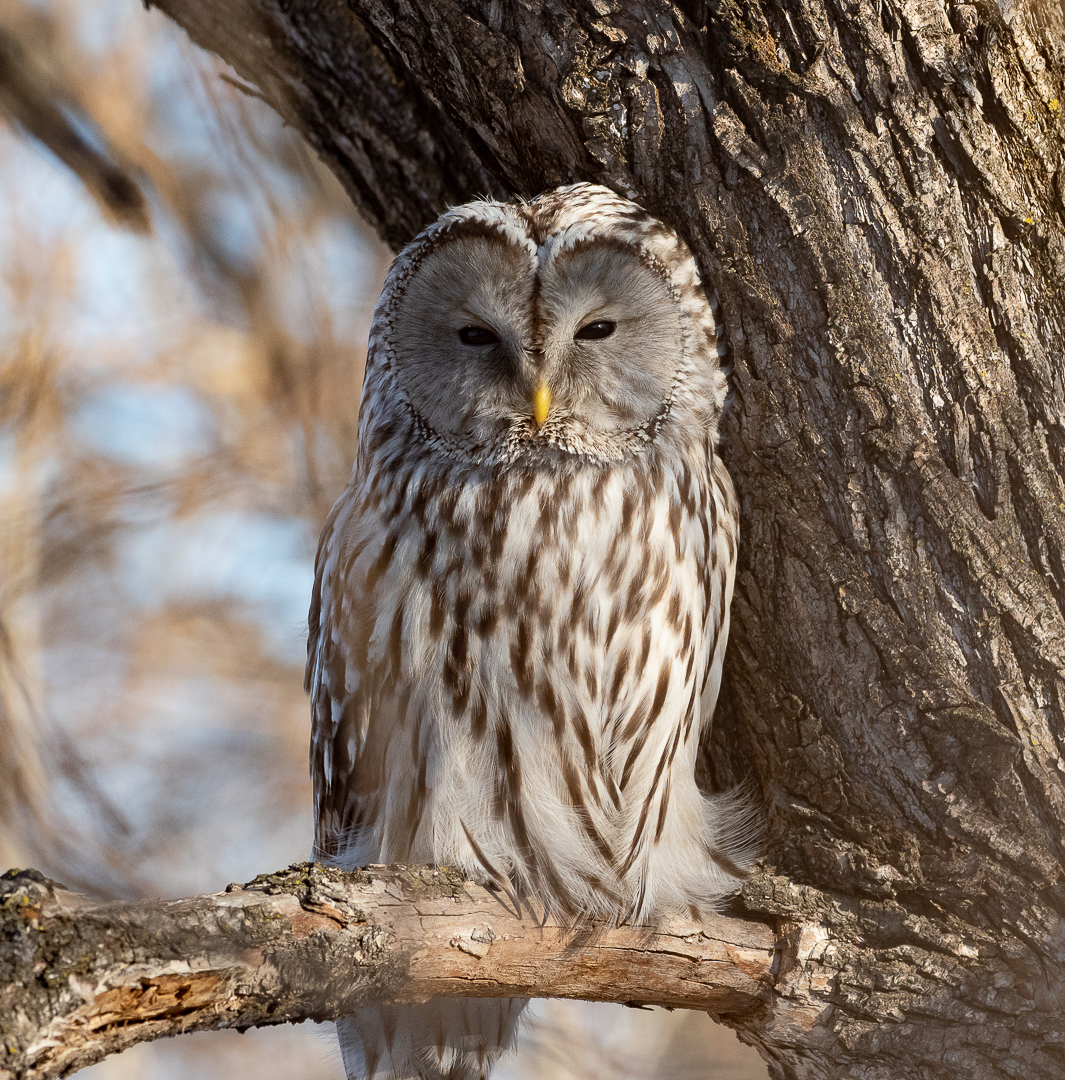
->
[6, 0, 1065, 1077]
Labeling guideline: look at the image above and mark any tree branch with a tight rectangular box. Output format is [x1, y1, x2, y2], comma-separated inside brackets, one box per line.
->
[0, 27, 149, 231]
[0, 864, 812, 1080]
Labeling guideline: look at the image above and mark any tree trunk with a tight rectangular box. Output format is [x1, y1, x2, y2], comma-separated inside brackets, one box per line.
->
[133, 1, 1065, 1076]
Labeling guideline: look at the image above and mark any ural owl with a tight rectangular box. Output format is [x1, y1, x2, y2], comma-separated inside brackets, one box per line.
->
[307, 183, 752, 1080]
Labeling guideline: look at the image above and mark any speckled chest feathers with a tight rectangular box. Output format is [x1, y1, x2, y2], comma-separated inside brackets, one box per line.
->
[308, 183, 755, 1080]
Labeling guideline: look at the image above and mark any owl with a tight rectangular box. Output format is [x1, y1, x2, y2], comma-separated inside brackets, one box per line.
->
[306, 183, 753, 1080]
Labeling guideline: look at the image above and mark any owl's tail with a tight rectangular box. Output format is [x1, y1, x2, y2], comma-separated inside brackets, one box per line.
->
[337, 998, 526, 1080]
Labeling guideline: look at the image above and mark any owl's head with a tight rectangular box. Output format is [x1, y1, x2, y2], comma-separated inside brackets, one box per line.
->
[363, 184, 728, 465]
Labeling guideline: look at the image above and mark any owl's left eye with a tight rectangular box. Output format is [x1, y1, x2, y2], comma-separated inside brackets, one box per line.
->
[574, 320, 616, 341]
[458, 325, 500, 346]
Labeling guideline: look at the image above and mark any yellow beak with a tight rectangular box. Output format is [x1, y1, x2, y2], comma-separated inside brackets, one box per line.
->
[533, 382, 551, 428]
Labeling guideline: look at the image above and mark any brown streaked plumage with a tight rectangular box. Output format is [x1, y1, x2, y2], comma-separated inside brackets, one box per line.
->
[307, 183, 755, 1080]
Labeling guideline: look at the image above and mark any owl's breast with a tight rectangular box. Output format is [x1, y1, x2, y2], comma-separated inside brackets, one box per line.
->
[313, 443, 737, 910]
[342, 450, 724, 742]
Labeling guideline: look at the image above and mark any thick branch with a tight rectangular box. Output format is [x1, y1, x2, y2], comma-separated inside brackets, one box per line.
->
[0, 865, 809, 1080]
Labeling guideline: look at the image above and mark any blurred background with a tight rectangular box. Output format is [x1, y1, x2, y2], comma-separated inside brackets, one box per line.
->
[0, 1, 766, 1076]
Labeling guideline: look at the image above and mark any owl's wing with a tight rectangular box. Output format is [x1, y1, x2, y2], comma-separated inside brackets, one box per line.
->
[695, 450, 751, 881]
[307, 478, 431, 866]
[307, 493, 354, 861]
[306, 489, 382, 863]
[698, 452, 740, 728]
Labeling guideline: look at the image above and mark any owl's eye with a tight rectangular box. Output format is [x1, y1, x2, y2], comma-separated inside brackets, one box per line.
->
[574, 320, 616, 341]
[458, 325, 500, 346]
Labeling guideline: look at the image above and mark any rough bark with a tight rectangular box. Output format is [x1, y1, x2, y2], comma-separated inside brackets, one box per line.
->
[0, 864, 788, 1080]
[106, 0, 1065, 1076]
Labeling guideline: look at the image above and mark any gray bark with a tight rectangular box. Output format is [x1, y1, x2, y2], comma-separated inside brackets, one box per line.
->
[57, 0, 1065, 1075]
[0, 864, 780, 1080]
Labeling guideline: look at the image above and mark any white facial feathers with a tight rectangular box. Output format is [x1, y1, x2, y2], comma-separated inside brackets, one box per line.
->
[366, 183, 727, 464]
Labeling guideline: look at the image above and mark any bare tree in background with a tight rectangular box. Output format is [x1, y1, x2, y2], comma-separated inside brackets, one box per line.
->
[140, 0, 1065, 1078]
[0, 0, 379, 896]
[0, 3, 378, 1076]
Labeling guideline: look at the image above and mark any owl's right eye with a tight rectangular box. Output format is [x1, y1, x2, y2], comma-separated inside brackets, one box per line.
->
[574, 319, 617, 341]
[458, 325, 500, 346]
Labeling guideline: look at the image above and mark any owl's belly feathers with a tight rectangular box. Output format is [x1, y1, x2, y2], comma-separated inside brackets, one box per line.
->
[310, 446, 743, 922]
